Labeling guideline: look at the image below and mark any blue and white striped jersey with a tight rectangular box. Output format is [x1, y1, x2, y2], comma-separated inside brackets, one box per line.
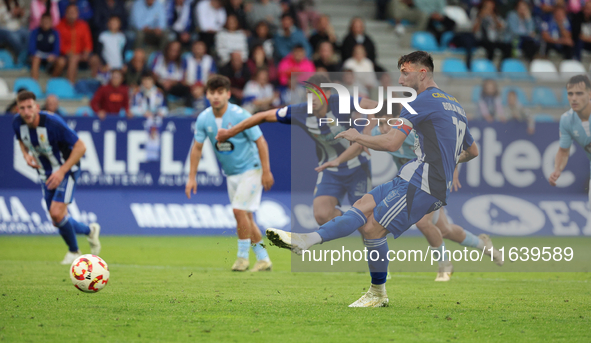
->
[151, 53, 186, 82]
[559, 108, 591, 170]
[275, 94, 370, 176]
[12, 112, 80, 182]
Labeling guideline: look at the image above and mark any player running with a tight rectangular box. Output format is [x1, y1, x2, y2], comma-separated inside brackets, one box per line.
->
[12, 91, 101, 265]
[216, 74, 379, 226]
[266, 51, 479, 307]
[316, 113, 503, 282]
[185, 75, 274, 272]
[549, 74, 591, 231]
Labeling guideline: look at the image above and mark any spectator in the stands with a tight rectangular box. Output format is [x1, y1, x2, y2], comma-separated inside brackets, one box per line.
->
[242, 68, 279, 113]
[0, 0, 29, 65]
[184, 40, 217, 87]
[131, 73, 169, 117]
[478, 79, 506, 123]
[274, 14, 312, 60]
[571, 0, 591, 60]
[541, 5, 574, 59]
[296, 0, 320, 36]
[342, 44, 378, 90]
[389, 0, 429, 35]
[249, 21, 274, 60]
[152, 40, 191, 101]
[58, 0, 92, 21]
[422, 0, 456, 44]
[341, 17, 376, 64]
[220, 51, 251, 103]
[472, 0, 512, 64]
[186, 82, 210, 114]
[277, 44, 315, 86]
[196, 0, 226, 51]
[314, 40, 340, 72]
[124, 48, 149, 90]
[226, 0, 248, 33]
[41, 95, 65, 116]
[247, 44, 278, 85]
[97, 16, 126, 71]
[309, 14, 338, 53]
[91, 69, 130, 119]
[215, 14, 248, 65]
[30, 0, 60, 30]
[54, 4, 97, 83]
[29, 13, 60, 80]
[92, 0, 128, 35]
[279, 0, 301, 30]
[532, 0, 556, 23]
[506, 90, 534, 135]
[167, 0, 193, 48]
[506, 0, 539, 61]
[340, 68, 368, 98]
[4, 88, 25, 114]
[247, 0, 282, 32]
[130, 0, 168, 52]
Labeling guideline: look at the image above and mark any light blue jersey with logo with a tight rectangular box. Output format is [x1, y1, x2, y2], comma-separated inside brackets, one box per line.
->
[559, 109, 591, 170]
[194, 104, 262, 176]
[371, 125, 418, 169]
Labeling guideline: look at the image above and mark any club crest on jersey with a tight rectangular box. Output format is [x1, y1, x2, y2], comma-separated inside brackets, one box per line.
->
[40, 134, 46, 142]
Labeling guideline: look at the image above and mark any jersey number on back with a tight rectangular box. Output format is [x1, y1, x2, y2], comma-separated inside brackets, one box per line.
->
[452, 116, 467, 164]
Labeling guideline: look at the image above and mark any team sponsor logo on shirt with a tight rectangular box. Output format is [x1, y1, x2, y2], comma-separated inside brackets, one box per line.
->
[215, 141, 234, 154]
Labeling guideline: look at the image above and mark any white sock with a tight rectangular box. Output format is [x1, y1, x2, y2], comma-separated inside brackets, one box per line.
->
[302, 232, 322, 248]
[476, 238, 485, 250]
[370, 283, 386, 294]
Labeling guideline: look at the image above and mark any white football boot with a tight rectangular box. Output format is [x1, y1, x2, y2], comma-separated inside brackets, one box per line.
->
[88, 223, 101, 255]
[266, 228, 310, 255]
[349, 287, 389, 308]
[480, 234, 504, 266]
[60, 250, 81, 265]
[435, 261, 453, 282]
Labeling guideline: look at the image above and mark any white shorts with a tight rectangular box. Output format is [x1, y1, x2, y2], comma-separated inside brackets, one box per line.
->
[227, 168, 263, 212]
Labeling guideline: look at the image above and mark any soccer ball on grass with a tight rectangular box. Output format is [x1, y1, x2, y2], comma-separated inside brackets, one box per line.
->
[70, 254, 110, 293]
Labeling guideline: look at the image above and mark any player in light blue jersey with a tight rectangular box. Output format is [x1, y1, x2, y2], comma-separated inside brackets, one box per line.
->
[266, 51, 480, 307]
[550, 74, 591, 231]
[185, 75, 274, 272]
[215, 74, 381, 226]
[12, 91, 101, 265]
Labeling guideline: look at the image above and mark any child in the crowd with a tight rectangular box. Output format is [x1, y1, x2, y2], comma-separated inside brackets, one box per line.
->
[96, 16, 126, 83]
[29, 13, 60, 80]
[185, 82, 210, 115]
[478, 79, 506, 122]
[506, 90, 534, 134]
[131, 73, 168, 117]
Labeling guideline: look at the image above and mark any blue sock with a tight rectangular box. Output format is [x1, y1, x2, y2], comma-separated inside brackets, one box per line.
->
[237, 238, 250, 259]
[317, 207, 366, 242]
[56, 217, 78, 252]
[461, 231, 482, 248]
[431, 242, 449, 262]
[68, 217, 90, 235]
[252, 240, 270, 261]
[364, 237, 389, 285]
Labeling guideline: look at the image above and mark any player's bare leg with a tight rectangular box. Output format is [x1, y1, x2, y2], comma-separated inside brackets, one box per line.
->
[232, 209, 252, 271]
[313, 195, 342, 225]
[248, 212, 272, 272]
[416, 212, 453, 281]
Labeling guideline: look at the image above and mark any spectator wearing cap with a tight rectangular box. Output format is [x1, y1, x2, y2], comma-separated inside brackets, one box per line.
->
[91, 69, 130, 119]
[30, 0, 60, 30]
[29, 13, 60, 80]
[274, 14, 312, 60]
[246, 0, 282, 32]
[277, 44, 315, 86]
[184, 40, 217, 87]
[195, 0, 226, 51]
[130, 0, 167, 52]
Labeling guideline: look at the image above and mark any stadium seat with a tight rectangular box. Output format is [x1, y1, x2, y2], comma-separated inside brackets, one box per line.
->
[500, 59, 532, 80]
[531, 86, 560, 107]
[534, 113, 556, 122]
[74, 79, 101, 97]
[75, 106, 95, 117]
[0, 49, 15, 69]
[441, 57, 469, 77]
[14, 78, 43, 98]
[501, 86, 530, 106]
[470, 59, 497, 78]
[411, 31, 440, 52]
[440, 31, 454, 50]
[559, 60, 586, 79]
[444, 6, 472, 31]
[46, 78, 80, 99]
[530, 59, 559, 80]
[124, 50, 134, 63]
[0, 77, 11, 99]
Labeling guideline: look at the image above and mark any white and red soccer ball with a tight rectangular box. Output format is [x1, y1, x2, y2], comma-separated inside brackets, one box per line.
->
[70, 254, 110, 293]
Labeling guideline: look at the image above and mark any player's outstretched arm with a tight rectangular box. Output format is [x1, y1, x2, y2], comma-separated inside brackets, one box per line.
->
[335, 126, 407, 152]
[315, 143, 364, 172]
[18, 140, 40, 169]
[216, 109, 278, 142]
[457, 142, 479, 164]
[255, 136, 274, 191]
[549, 147, 570, 187]
[186, 140, 204, 199]
[46, 139, 86, 190]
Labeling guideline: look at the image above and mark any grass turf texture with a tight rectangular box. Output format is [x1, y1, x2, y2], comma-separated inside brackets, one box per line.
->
[0, 236, 590, 342]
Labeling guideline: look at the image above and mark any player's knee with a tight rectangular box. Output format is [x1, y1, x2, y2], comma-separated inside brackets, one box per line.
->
[49, 207, 66, 224]
[314, 210, 333, 226]
[358, 217, 385, 239]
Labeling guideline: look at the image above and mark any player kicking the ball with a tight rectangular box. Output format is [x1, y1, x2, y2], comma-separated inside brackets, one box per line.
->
[185, 75, 274, 272]
[266, 51, 479, 307]
[549, 74, 591, 232]
[12, 91, 101, 265]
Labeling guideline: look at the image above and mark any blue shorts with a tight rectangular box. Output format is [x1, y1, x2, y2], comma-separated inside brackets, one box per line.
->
[41, 169, 80, 210]
[314, 164, 371, 205]
[369, 177, 442, 238]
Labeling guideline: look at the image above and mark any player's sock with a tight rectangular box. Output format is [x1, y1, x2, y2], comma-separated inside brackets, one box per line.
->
[56, 217, 79, 252]
[67, 217, 90, 235]
[251, 240, 270, 262]
[364, 237, 389, 286]
[317, 207, 366, 243]
[431, 242, 450, 265]
[460, 230, 483, 249]
[237, 238, 251, 259]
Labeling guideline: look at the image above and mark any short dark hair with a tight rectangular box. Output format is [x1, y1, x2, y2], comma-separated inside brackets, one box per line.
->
[281, 13, 293, 21]
[397, 51, 434, 72]
[17, 91, 36, 103]
[306, 74, 331, 92]
[41, 13, 52, 20]
[206, 75, 231, 92]
[566, 74, 591, 90]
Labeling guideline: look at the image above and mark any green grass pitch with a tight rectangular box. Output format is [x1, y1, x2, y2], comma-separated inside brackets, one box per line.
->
[1, 236, 590, 342]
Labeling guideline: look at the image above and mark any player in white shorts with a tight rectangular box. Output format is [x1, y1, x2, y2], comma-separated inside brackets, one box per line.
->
[185, 75, 274, 272]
